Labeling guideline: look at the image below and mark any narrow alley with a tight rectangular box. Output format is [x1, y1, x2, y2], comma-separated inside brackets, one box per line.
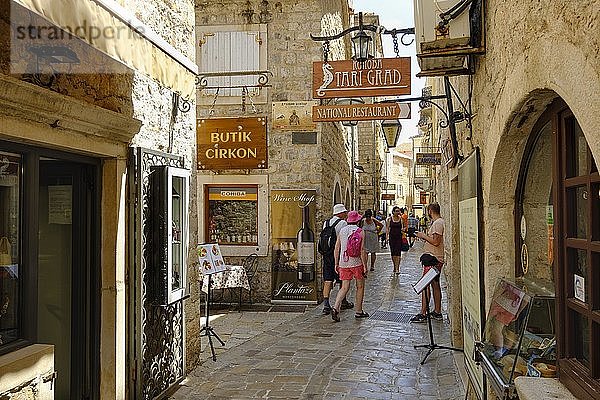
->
[172, 243, 466, 399]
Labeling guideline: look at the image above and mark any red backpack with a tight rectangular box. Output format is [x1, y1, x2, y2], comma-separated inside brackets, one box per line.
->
[343, 228, 363, 261]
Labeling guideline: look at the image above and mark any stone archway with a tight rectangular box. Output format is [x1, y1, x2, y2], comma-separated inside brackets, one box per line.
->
[482, 36, 600, 306]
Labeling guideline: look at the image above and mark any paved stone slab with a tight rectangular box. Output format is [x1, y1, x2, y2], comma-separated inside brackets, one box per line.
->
[172, 243, 465, 399]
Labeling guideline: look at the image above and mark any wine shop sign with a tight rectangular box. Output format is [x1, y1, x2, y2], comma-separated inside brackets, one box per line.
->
[196, 117, 268, 170]
[312, 57, 411, 99]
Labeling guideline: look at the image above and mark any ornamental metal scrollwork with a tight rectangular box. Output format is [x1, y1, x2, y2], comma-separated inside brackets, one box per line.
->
[196, 70, 273, 90]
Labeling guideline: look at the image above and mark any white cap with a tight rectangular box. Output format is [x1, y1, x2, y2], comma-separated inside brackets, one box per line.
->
[332, 204, 348, 215]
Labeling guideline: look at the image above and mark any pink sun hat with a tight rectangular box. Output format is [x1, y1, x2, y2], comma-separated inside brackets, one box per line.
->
[346, 210, 362, 224]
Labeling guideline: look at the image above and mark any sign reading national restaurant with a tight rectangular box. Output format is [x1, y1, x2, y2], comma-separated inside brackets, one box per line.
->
[196, 117, 268, 170]
[313, 57, 411, 99]
[312, 102, 410, 122]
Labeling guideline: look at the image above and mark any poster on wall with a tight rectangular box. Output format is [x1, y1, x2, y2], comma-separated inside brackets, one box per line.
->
[272, 101, 317, 131]
[270, 189, 318, 304]
[458, 148, 486, 399]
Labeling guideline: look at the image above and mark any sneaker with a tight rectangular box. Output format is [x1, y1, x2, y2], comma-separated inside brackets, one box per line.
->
[340, 301, 354, 310]
[410, 313, 427, 323]
[430, 311, 443, 321]
[322, 306, 332, 315]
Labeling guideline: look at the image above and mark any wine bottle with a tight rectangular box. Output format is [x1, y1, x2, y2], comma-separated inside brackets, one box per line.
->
[297, 205, 315, 282]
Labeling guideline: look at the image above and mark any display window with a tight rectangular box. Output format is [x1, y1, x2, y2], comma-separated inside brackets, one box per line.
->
[515, 118, 554, 295]
[0, 151, 21, 347]
[206, 185, 259, 246]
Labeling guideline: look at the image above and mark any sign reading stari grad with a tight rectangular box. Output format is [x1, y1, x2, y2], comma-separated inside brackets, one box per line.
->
[312, 57, 411, 99]
[312, 102, 410, 122]
[196, 117, 268, 170]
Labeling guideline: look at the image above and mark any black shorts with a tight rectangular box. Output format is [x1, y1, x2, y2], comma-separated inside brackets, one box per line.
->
[322, 253, 340, 282]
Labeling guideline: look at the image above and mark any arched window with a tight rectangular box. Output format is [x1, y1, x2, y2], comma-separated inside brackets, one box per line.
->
[334, 182, 341, 205]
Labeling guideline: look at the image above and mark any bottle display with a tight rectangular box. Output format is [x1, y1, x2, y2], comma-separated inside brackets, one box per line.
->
[296, 206, 315, 282]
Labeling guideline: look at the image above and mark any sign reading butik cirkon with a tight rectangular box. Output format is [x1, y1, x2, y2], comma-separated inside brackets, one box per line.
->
[197, 117, 268, 170]
[313, 57, 411, 99]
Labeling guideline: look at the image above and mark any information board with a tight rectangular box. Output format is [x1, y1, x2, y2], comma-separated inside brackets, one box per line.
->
[458, 148, 486, 399]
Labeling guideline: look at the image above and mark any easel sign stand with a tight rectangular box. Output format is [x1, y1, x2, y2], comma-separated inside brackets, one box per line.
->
[197, 243, 227, 361]
[412, 266, 463, 365]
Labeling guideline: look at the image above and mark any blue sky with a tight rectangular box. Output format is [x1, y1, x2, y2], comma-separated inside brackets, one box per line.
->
[353, 0, 425, 143]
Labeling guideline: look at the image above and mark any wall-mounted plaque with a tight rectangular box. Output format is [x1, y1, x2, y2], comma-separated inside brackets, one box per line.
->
[272, 101, 317, 131]
[313, 57, 411, 99]
[197, 117, 268, 170]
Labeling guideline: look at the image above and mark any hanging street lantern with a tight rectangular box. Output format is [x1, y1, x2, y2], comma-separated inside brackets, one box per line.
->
[381, 120, 402, 148]
[352, 29, 372, 62]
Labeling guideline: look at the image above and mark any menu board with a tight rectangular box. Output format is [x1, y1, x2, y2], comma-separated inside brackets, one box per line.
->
[197, 243, 226, 275]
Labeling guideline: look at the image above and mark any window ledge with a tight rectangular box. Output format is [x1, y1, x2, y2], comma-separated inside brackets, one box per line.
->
[514, 377, 578, 400]
[0, 344, 54, 393]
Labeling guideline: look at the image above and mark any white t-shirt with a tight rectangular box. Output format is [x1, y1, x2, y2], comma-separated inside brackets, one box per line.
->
[323, 216, 347, 235]
[423, 217, 445, 262]
[337, 225, 363, 268]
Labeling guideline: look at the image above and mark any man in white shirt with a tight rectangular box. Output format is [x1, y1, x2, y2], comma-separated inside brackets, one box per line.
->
[411, 203, 445, 323]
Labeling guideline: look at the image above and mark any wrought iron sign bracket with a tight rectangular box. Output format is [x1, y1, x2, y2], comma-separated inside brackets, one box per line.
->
[376, 76, 472, 167]
[310, 24, 415, 47]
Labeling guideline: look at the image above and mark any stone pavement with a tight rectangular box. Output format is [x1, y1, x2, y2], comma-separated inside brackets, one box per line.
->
[172, 242, 466, 399]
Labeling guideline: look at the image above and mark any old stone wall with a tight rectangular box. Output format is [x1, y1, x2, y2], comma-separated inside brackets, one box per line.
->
[430, 0, 600, 377]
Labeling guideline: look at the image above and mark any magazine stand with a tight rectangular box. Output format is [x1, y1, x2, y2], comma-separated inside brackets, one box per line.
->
[412, 267, 463, 365]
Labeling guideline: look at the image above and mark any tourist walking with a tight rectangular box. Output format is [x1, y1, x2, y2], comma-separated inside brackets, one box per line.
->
[331, 210, 369, 322]
[376, 210, 387, 249]
[318, 204, 354, 315]
[360, 209, 383, 272]
[407, 212, 420, 247]
[411, 203, 445, 323]
[386, 206, 405, 275]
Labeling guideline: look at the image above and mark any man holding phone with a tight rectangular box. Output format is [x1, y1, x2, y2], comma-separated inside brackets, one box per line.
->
[410, 203, 445, 323]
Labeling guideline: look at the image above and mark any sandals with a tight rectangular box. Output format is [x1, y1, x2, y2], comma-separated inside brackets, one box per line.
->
[331, 308, 340, 322]
[354, 311, 370, 319]
[340, 301, 354, 310]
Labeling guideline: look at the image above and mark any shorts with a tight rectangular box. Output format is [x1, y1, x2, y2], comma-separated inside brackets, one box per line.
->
[322, 254, 340, 282]
[339, 265, 366, 281]
[423, 261, 444, 282]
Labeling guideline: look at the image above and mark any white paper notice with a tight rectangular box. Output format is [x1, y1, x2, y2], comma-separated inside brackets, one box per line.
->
[48, 185, 72, 224]
[574, 274, 585, 302]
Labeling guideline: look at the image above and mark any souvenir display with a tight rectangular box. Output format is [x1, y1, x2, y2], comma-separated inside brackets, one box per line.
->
[476, 280, 556, 399]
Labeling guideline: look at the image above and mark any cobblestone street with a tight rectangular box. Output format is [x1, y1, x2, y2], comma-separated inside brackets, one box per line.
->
[172, 242, 466, 399]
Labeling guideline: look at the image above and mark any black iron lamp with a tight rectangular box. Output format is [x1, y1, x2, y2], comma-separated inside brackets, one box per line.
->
[351, 13, 372, 62]
[380, 176, 389, 191]
[381, 119, 402, 148]
[352, 29, 372, 62]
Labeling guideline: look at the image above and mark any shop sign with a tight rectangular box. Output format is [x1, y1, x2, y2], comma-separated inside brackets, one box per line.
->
[381, 193, 395, 200]
[312, 102, 410, 122]
[386, 183, 396, 190]
[196, 117, 268, 170]
[312, 57, 411, 99]
[270, 189, 318, 304]
[272, 101, 317, 131]
[416, 152, 442, 165]
[419, 191, 428, 204]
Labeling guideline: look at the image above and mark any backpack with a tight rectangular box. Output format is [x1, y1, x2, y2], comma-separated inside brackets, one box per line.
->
[344, 227, 363, 260]
[317, 218, 341, 255]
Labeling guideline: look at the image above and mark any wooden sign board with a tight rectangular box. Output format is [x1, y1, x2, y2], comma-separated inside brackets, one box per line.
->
[416, 152, 442, 165]
[313, 57, 411, 99]
[381, 193, 396, 200]
[197, 117, 268, 170]
[313, 103, 409, 122]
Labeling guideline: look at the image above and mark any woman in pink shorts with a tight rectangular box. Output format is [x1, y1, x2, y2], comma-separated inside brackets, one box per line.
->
[331, 210, 370, 322]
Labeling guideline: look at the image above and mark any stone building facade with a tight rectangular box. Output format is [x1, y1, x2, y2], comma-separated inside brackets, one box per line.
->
[425, 1, 600, 398]
[0, 0, 197, 398]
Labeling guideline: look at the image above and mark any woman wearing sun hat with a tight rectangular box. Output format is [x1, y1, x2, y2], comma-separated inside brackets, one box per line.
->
[331, 210, 369, 322]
